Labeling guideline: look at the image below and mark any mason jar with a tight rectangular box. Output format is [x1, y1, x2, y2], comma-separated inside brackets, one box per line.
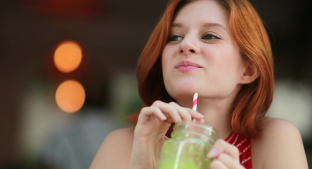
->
[158, 120, 218, 169]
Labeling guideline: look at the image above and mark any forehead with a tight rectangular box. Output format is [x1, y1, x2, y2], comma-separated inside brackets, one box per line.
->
[173, 0, 228, 28]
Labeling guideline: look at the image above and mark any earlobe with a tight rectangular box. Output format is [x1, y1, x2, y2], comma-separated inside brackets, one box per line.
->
[239, 61, 259, 84]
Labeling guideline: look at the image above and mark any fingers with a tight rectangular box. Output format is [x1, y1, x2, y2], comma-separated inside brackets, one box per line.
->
[168, 102, 190, 120]
[169, 102, 203, 121]
[185, 108, 205, 120]
[210, 159, 227, 169]
[138, 106, 167, 125]
[152, 101, 181, 123]
[137, 100, 204, 125]
[213, 154, 244, 169]
[154, 101, 204, 123]
[208, 140, 244, 169]
[208, 139, 240, 162]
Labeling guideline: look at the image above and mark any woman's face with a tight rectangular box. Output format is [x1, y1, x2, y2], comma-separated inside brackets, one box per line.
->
[162, 0, 246, 101]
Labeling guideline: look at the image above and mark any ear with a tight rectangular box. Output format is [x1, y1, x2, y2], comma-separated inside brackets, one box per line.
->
[239, 60, 259, 84]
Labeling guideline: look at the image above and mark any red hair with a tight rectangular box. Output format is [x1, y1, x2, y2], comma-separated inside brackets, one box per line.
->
[127, 0, 274, 139]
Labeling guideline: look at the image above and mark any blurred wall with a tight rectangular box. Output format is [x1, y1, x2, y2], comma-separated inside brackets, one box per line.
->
[0, 0, 311, 168]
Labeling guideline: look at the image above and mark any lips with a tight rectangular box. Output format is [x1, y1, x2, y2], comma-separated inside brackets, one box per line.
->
[174, 60, 203, 69]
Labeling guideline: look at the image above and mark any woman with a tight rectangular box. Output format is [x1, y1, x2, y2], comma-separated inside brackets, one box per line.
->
[90, 0, 308, 168]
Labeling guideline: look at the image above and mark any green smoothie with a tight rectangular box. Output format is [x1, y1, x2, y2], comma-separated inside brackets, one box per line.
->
[157, 121, 217, 169]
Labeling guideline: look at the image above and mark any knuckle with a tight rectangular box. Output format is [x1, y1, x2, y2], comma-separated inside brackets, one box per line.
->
[221, 139, 228, 146]
[232, 146, 239, 154]
[141, 107, 158, 115]
[168, 105, 177, 113]
[218, 153, 227, 161]
[141, 107, 148, 112]
[153, 100, 162, 106]
[185, 110, 192, 115]
[169, 104, 179, 113]
[151, 107, 160, 112]
[212, 139, 227, 151]
[167, 103, 176, 110]
[183, 112, 191, 118]
[210, 159, 221, 168]
[169, 102, 177, 106]
[215, 139, 225, 146]
[187, 109, 198, 116]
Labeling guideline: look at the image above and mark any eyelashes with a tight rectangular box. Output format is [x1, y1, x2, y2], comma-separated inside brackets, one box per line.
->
[201, 33, 220, 40]
[168, 33, 221, 42]
[168, 35, 183, 41]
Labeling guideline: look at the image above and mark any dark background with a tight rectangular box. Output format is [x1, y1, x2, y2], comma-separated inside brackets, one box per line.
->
[0, 0, 311, 168]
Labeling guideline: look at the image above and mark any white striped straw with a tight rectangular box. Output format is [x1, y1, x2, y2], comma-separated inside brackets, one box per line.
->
[192, 93, 198, 122]
[192, 93, 198, 111]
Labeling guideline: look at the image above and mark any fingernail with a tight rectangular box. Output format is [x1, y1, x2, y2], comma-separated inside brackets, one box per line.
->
[176, 116, 182, 121]
[161, 114, 167, 120]
[197, 112, 204, 118]
[207, 149, 219, 158]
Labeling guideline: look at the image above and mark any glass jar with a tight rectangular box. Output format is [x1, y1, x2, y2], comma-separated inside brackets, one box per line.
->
[158, 120, 218, 169]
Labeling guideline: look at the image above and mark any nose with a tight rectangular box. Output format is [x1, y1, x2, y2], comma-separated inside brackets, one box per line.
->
[179, 35, 200, 56]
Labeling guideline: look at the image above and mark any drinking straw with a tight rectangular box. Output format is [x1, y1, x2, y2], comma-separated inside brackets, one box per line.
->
[192, 93, 198, 111]
[192, 93, 198, 121]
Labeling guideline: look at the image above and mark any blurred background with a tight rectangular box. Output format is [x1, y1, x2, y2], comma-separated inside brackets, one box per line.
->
[0, 0, 311, 168]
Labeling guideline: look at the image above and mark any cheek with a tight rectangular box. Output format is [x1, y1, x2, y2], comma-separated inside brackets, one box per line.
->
[221, 59, 238, 74]
[162, 45, 177, 58]
[213, 48, 242, 76]
[162, 45, 178, 74]
[205, 47, 243, 95]
[161, 47, 170, 75]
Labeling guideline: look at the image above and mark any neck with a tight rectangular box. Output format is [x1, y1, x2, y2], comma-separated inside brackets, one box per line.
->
[176, 87, 240, 140]
[196, 98, 233, 139]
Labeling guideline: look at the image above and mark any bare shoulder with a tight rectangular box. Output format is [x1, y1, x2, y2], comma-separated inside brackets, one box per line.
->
[105, 126, 135, 142]
[90, 126, 135, 169]
[252, 117, 308, 169]
[260, 116, 301, 139]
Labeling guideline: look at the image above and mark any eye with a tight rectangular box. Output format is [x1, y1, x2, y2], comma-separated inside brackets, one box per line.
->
[201, 33, 220, 40]
[168, 35, 183, 42]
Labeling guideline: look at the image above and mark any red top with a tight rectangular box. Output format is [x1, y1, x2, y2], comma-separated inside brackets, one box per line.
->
[225, 132, 252, 169]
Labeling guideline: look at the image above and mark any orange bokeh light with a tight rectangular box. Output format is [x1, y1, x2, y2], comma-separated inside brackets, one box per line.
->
[55, 80, 85, 113]
[54, 41, 82, 73]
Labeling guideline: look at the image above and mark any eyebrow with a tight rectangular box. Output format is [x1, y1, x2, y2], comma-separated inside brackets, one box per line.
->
[171, 22, 228, 32]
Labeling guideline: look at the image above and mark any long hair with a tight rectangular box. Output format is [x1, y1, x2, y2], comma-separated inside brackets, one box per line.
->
[127, 0, 274, 139]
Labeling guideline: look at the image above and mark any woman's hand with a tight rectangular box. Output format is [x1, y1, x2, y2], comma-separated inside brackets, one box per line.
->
[128, 100, 204, 169]
[208, 139, 245, 169]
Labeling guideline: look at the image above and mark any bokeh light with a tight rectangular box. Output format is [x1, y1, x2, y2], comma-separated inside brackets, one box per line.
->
[54, 41, 82, 73]
[55, 80, 85, 113]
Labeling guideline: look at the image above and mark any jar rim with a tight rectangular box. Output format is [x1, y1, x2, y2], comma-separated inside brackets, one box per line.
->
[176, 120, 217, 131]
[174, 120, 218, 138]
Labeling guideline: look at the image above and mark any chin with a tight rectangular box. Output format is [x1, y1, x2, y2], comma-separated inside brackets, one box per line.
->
[165, 77, 202, 99]
[169, 83, 198, 99]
